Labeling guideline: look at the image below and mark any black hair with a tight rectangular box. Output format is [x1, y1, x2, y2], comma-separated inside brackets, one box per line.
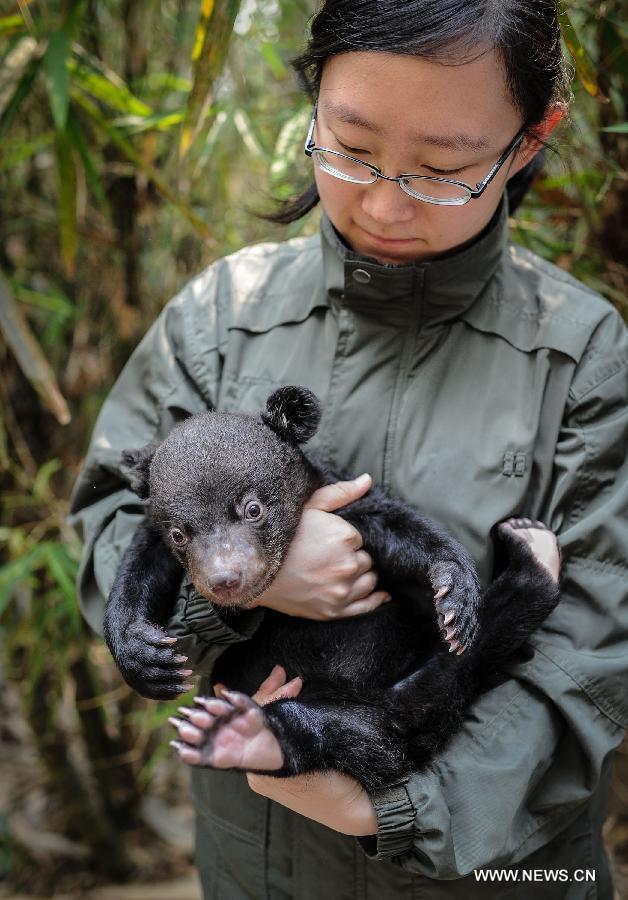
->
[267, 0, 569, 223]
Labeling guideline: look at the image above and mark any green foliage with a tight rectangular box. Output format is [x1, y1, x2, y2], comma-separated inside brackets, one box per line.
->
[513, 0, 627, 318]
[0, 0, 625, 885]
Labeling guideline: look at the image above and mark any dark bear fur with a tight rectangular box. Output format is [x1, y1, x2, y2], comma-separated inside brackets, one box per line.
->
[104, 386, 560, 791]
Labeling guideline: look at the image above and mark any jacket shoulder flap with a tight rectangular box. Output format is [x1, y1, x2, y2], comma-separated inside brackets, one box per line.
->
[219, 231, 327, 334]
[462, 243, 622, 365]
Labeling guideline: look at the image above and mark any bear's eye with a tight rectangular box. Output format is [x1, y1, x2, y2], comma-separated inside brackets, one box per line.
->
[170, 528, 188, 547]
[244, 500, 264, 521]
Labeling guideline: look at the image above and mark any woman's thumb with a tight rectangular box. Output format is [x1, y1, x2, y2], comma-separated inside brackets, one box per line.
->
[305, 473, 372, 513]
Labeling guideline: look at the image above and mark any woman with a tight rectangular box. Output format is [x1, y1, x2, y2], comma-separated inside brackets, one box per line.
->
[71, 1, 628, 897]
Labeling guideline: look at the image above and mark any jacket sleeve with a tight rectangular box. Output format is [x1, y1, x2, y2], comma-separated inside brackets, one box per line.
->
[359, 311, 628, 876]
[69, 263, 264, 669]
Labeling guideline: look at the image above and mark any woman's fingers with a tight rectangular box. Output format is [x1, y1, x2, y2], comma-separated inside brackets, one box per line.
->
[341, 591, 392, 617]
[345, 570, 379, 604]
[305, 474, 372, 513]
[250, 664, 303, 705]
[353, 549, 374, 576]
[254, 674, 303, 706]
[252, 664, 287, 698]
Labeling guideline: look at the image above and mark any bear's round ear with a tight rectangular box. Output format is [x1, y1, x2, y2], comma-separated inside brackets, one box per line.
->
[261, 386, 321, 445]
[120, 443, 159, 499]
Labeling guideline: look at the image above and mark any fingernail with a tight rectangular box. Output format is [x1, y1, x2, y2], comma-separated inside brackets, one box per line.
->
[174, 654, 188, 663]
[178, 669, 193, 677]
[355, 473, 371, 486]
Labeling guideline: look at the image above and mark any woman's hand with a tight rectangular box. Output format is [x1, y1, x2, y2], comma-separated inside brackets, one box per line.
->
[247, 768, 378, 836]
[235, 666, 378, 836]
[253, 474, 391, 620]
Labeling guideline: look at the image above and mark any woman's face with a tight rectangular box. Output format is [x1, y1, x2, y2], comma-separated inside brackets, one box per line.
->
[314, 51, 539, 264]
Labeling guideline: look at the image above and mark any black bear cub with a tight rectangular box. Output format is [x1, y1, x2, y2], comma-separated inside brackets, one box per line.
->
[105, 386, 560, 791]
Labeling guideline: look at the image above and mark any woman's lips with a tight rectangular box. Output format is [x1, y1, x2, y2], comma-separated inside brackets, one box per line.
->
[358, 227, 419, 246]
[365, 231, 416, 245]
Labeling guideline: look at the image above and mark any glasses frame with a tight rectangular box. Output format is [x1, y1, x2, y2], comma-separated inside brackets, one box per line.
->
[304, 102, 528, 206]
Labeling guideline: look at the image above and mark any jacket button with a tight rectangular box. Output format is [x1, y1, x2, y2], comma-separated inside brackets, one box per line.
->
[352, 268, 371, 284]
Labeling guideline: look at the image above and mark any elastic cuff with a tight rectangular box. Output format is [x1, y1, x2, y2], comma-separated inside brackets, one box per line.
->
[357, 783, 416, 860]
[167, 583, 265, 644]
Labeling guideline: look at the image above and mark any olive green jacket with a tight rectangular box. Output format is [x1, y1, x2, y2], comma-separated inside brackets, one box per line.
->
[70, 202, 628, 899]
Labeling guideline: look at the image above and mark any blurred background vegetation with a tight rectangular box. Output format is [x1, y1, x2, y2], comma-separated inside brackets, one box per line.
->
[0, 0, 626, 896]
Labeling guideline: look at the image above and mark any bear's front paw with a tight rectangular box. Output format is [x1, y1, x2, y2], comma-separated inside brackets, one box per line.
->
[428, 561, 481, 654]
[116, 620, 194, 700]
[170, 691, 284, 771]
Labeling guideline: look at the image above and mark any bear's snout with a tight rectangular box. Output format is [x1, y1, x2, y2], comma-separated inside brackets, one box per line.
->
[187, 529, 272, 607]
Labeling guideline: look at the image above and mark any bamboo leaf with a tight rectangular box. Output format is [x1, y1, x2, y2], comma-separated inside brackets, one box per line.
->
[111, 110, 184, 133]
[32, 459, 62, 500]
[55, 128, 78, 276]
[260, 41, 287, 78]
[0, 545, 47, 618]
[555, 1, 605, 100]
[179, 0, 241, 159]
[601, 122, 628, 133]
[64, 0, 89, 38]
[0, 51, 40, 141]
[71, 63, 153, 116]
[0, 271, 71, 425]
[193, 107, 228, 175]
[140, 71, 191, 94]
[233, 107, 269, 161]
[13, 281, 74, 315]
[44, 31, 70, 130]
[0, 130, 54, 171]
[44, 544, 77, 605]
[270, 105, 310, 192]
[0, 14, 25, 35]
[66, 111, 109, 211]
[73, 89, 212, 238]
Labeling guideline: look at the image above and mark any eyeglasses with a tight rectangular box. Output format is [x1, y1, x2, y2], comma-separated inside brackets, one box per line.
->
[304, 103, 527, 206]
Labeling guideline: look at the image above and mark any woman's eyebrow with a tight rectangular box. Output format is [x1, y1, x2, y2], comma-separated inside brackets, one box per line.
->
[322, 100, 491, 152]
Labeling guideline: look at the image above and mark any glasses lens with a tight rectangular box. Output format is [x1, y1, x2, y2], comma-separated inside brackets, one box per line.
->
[313, 150, 376, 184]
[401, 177, 471, 205]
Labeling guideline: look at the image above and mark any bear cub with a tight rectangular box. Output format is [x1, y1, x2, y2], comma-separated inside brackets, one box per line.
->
[105, 385, 560, 791]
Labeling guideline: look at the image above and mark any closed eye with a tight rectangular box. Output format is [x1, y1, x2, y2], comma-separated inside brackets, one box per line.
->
[335, 136, 370, 155]
[423, 166, 467, 177]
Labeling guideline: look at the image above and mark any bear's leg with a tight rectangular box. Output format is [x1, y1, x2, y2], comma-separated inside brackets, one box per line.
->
[169, 692, 407, 790]
[105, 522, 192, 700]
[473, 518, 561, 662]
[338, 493, 481, 653]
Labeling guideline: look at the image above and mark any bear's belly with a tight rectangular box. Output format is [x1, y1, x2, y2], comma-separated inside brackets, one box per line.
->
[212, 602, 437, 697]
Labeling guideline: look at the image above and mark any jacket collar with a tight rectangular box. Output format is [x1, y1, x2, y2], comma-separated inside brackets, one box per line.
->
[321, 198, 508, 324]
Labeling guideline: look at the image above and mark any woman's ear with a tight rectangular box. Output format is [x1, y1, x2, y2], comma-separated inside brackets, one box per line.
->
[512, 104, 566, 174]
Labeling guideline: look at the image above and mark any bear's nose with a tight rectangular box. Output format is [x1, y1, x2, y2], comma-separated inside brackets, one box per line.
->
[208, 571, 242, 593]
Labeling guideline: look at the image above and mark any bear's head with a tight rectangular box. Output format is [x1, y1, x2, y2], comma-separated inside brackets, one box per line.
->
[121, 386, 323, 607]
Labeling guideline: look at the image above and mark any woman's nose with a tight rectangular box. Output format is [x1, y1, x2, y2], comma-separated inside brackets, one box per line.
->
[360, 178, 416, 226]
